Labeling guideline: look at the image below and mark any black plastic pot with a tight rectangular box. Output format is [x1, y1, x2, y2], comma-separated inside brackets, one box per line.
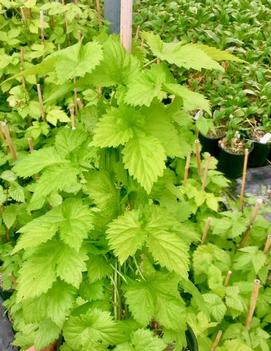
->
[218, 144, 254, 179]
[184, 325, 198, 351]
[248, 141, 270, 167]
[199, 132, 224, 158]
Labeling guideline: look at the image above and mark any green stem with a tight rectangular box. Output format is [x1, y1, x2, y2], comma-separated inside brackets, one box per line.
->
[110, 275, 118, 320]
[143, 57, 158, 68]
[133, 256, 145, 280]
[111, 262, 123, 320]
[110, 263, 128, 283]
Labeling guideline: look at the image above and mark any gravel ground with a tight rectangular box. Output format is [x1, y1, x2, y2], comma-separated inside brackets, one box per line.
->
[236, 166, 271, 220]
[0, 296, 17, 351]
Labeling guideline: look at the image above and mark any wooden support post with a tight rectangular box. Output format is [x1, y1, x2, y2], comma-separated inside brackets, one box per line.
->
[249, 198, 263, 226]
[28, 138, 34, 153]
[20, 47, 27, 91]
[264, 235, 271, 255]
[135, 25, 140, 40]
[61, 0, 70, 45]
[0, 122, 17, 161]
[76, 98, 84, 110]
[40, 10, 45, 44]
[211, 330, 223, 351]
[120, 0, 133, 53]
[70, 104, 76, 130]
[96, 0, 101, 18]
[183, 154, 191, 184]
[27, 341, 57, 351]
[0, 125, 5, 143]
[240, 199, 263, 247]
[37, 84, 45, 121]
[20, 7, 26, 23]
[194, 139, 202, 177]
[73, 79, 78, 116]
[202, 154, 211, 190]
[201, 217, 212, 245]
[240, 148, 249, 210]
[224, 270, 232, 287]
[245, 279, 260, 330]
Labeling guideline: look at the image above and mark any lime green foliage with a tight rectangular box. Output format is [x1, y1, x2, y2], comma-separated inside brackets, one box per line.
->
[135, 0, 271, 138]
[0, 1, 270, 351]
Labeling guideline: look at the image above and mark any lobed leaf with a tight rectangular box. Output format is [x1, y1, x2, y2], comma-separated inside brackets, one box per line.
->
[122, 133, 166, 193]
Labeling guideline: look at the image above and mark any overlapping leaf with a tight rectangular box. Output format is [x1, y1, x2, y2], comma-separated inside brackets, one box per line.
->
[107, 206, 189, 276]
[63, 308, 123, 349]
[125, 64, 171, 107]
[125, 273, 186, 330]
[14, 206, 63, 253]
[86, 37, 140, 86]
[22, 280, 76, 327]
[13, 147, 66, 178]
[122, 133, 166, 193]
[93, 106, 143, 148]
[17, 239, 87, 301]
[142, 32, 223, 71]
[142, 101, 183, 157]
[106, 210, 146, 264]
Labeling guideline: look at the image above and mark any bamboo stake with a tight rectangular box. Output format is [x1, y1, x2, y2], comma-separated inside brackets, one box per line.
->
[210, 330, 223, 351]
[224, 270, 232, 287]
[240, 199, 263, 247]
[70, 105, 76, 130]
[140, 38, 144, 49]
[76, 97, 84, 110]
[201, 217, 212, 244]
[194, 139, 202, 177]
[183, 154, 191, 184]
[264, 235, 271, 255]
[8, 273, 17, 289]
[27, 341, 57, 351]
[20, 7, 26, 23]
[120, 0, 133, 53]
[21, 7, 31, 22]
[0, 122, 17, 161]
[77, 30, 82, 41]
[202, 154, 212, 190]
[20, 47, 27, 91]
[0, 125, 5, 143]
[50, 11, 55, 30]
[240, 148, 249, 211]
[61, 0, 70, 45]
[135, 25, 140, 40]
[245, 279, 261, 330]
[249, 198, 263, 226]
[96, 0, 101, 17]
[73, 79, 78, 116]
[40, 10, 45, 44]
[37, 84, 45, 121]
[28, 138, 34, 153]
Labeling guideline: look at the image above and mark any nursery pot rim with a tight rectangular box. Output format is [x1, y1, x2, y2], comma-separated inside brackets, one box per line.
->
[199, 130, 226, 141]
[250, 138, 271, 146]
[218, 140, 254, 156]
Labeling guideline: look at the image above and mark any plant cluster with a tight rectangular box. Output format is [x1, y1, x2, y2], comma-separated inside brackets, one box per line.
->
[0, 1, 270, 351]
[135, 0, 271, 148]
